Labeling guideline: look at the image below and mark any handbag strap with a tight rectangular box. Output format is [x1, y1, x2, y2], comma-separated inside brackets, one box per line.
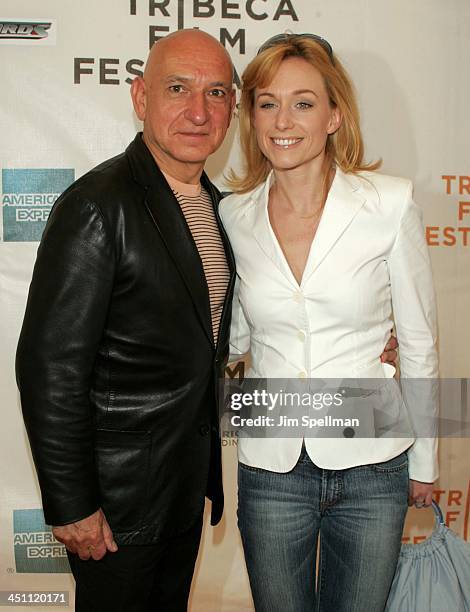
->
[431, 500, 445, 525]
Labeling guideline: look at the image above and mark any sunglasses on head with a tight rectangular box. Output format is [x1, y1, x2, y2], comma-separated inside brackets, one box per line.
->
[257, 32, 333, 60]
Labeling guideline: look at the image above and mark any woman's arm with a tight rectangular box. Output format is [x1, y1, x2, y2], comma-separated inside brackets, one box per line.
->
[388, 181, 439, 487]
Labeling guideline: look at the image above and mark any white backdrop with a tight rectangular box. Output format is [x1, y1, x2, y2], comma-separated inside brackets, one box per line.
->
[1, 1, 469, 610]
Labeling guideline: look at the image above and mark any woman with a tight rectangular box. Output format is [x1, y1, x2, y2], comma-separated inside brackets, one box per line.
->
[220, 34, 438, 612]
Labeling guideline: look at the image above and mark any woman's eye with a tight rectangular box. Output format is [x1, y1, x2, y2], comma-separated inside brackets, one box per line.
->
[296, 101, 313, 109]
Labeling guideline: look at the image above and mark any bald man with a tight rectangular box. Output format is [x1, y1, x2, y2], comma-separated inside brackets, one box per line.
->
[16, 30, 236, 611]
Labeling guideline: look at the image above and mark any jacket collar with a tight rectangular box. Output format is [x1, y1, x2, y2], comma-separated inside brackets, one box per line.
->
[125, 133, 234, 348]
[247, 167, 366, 288]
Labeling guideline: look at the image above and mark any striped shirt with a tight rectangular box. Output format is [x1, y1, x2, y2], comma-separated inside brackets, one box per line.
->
[163, 173, 230, 345]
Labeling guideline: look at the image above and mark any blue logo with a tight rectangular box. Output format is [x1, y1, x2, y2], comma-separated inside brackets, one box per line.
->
[2, 169, 74, 242]
[13, 509, 70, 573]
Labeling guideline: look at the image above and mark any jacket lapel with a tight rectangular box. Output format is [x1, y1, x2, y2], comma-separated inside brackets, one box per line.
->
[249, 174, 299, 286]
[302, 169, 366, 284]
[126, 134, 213, 346]
[248, 169, 367, 288]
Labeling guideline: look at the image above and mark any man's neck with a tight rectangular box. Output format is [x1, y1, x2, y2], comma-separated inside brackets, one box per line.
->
[143, 134, 204, 185]
[162, 172, 202, 197]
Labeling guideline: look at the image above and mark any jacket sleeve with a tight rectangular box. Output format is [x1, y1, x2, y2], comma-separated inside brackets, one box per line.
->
[388, 182, 439, 483]
[16, 189, 115, 525]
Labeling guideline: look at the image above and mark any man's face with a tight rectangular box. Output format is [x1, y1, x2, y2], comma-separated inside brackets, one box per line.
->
[132, 35, 235, 182]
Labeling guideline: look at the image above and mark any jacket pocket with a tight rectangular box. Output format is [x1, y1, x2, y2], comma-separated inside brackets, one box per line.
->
[94, 429, 151, 532]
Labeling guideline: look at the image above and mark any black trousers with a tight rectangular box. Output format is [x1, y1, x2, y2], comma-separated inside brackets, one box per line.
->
[67, 515, 203, 612]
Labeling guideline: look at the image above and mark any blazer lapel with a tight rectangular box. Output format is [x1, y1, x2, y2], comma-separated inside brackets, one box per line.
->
[247, 170, 366, 289]
[302, 169, 366, 284]
[126, 134, 213, 346]
[249, 173, 299, 287]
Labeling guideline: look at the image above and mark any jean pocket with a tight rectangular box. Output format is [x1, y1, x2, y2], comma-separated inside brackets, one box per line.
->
[94, 429, 151, 531]
[238, 461, 267, 474]
[371, 451, 408, 473]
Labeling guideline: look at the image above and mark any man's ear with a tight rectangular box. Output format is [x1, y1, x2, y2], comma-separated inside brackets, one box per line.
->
[223, 88, 237, 130]
[227, 88, 236, 125]
[130, 76, 147, 121]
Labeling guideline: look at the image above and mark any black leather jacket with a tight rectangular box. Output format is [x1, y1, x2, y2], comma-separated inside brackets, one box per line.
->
[16, 134, 235, 544]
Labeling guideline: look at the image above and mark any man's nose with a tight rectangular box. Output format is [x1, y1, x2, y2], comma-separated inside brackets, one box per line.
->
[185, 92, 209, 125]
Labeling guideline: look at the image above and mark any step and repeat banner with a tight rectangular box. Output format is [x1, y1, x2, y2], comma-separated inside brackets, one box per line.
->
[1, 1, 469, 610]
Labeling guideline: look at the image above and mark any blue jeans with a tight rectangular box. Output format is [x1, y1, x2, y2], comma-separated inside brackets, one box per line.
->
[237, 447, 409, 612]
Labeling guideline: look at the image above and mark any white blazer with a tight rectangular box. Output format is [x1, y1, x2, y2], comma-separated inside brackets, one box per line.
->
[220, 168, 439, 483]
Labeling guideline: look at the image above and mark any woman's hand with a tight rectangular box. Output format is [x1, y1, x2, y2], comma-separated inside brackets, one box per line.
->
[380, 333, 398, 366]
[408, 479, 434, 508]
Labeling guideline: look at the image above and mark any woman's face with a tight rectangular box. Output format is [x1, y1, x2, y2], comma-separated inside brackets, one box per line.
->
[252, 57, 340, 173]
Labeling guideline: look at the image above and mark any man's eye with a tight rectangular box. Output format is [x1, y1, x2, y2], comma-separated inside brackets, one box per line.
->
[169, 85, 185, 93]
[209, 89, 226, 97]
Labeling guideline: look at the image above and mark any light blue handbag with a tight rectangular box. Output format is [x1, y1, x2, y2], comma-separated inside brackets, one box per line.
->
[385, 501, 470, 611]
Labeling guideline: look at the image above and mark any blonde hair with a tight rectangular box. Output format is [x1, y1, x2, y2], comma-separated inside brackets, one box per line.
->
[228, 36, 381, 193]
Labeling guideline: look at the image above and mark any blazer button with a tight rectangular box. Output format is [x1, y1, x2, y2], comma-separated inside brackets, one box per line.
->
[199, 424, 210, 436]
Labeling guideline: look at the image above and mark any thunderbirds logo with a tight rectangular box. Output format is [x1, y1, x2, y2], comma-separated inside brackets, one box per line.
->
[0, 21, 52, 39]
[13, 509, 69, 573]
[0, 20, 56, 45]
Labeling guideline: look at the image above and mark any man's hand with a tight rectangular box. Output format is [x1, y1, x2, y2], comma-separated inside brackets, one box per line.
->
[408, 479, 434, 508]
[380, 333, 398, 367]
[53, 509, 118, 561]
